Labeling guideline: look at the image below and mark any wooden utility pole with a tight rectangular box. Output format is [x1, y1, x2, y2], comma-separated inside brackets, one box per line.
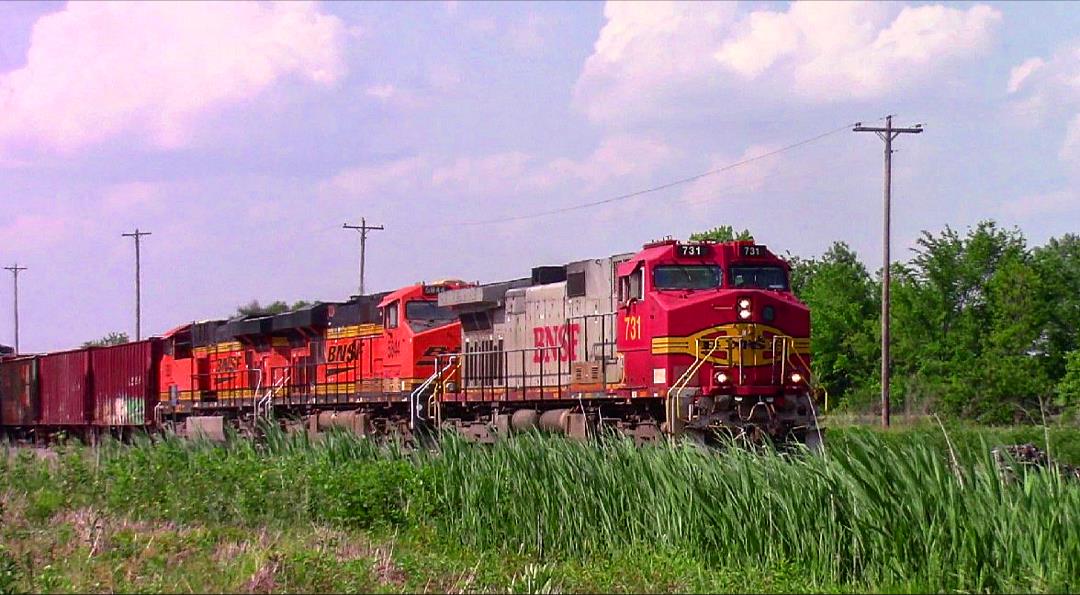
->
[853, 115, 923, 427]
[122, 228, 152, 340]
[342, 218, 384, 296]
[4, 263, 27, 354]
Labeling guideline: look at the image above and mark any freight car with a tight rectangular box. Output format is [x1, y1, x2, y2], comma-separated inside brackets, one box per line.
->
[0, 238, 823, 448]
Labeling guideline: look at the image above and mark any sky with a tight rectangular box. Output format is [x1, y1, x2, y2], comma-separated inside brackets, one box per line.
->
[0, 0, 1078, 352]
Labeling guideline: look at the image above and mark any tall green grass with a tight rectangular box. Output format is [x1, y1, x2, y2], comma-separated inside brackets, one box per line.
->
[2, 426, 1077, 593]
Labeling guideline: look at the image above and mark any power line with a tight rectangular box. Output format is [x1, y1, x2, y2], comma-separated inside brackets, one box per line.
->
[449, 122, 859, 227]
[853, 115, 924, 429]
[4, 263, 27, 354]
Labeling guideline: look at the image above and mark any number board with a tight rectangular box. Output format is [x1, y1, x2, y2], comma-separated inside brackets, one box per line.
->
[739, 245, 768, 257]
[676, 244, 711, 257]
[422, 284, 447, 296]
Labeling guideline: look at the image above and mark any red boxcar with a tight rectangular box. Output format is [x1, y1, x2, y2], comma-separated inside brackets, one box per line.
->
[38, 349, 91, 426]
[0, 356, 38, 426]
[91, 339, 161, 426]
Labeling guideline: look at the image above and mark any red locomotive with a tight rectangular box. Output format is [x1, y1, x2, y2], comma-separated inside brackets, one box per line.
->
[0, 239, 822, 448]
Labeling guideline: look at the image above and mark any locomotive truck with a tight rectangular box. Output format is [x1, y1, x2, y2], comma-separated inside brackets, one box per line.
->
[0, 238, 822, 448]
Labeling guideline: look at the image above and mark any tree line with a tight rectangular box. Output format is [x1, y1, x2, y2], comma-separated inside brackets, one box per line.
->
[695, 222, 1080, 423]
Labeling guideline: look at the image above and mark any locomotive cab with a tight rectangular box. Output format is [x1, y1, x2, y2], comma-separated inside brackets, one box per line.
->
[378, 280, 471, 392]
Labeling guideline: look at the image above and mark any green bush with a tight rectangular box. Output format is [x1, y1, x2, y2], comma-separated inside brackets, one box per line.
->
[311, 458, 422, 528]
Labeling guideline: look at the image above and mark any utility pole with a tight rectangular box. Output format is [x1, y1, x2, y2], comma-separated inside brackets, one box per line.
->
[121, 228, 152, 340]
[4, 263, 27, 354]
[342, 218, 384, 296]
[854, 115, 923, 427]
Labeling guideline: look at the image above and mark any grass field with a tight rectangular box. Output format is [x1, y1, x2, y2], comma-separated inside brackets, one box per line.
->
[1, 421, 1078, 594]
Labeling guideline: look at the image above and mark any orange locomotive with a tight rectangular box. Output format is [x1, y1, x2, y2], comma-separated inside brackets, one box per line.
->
[149, 281, 470, 438]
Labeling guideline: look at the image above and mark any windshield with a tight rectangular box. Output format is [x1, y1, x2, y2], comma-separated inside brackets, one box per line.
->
[653, 265, 722, 290]
[405, 300, 457, 321]
[729, 266, 788, 290]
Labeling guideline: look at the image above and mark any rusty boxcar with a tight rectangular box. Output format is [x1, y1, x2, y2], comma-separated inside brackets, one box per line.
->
[38, 349, 92, 426]
[91, 339, 162, 426]
[0, 356, 39, 426]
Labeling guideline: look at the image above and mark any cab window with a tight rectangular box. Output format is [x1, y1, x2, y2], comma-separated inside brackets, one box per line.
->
[405, 300, 457, 322]
[729, 266, 789, 290]
[384, 301, 399, 328]
[653, 265, 721, 290]
[619, 265, 644, 302]
[406, 300, 458, 332]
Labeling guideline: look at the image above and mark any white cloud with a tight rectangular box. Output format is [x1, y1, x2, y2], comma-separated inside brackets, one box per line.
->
[1007, 57, 1046, 94]
[0, 213, 71, 251]
[322, 156, 431, 200]
[1063, 113, 1080, 167]
[0, 1, 346, 154]
[366, 84, 398, 101]
[468, 17, 498, 34]
[1007, 43, 1080, 172]
[544, 134, 676, 189]
[574, 1, 1001, 124]
[101, 181, 164, 213]
[427, 63, 463, 91]
[999, 189, 1078, 219]
[507, 13, 551, 54]
[321, 135, 676, 209]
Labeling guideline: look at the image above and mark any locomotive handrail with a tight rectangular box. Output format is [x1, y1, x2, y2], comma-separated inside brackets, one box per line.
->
[256, 372, 289, 420]
[664, 338, 721, 436]
[428, 357, 460, 427]
[251, 368, 264, 413]
[410, 354, 459, 430]
[442, 344, 569, 401]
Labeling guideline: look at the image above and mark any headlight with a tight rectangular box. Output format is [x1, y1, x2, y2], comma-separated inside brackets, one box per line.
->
[738, 298, 751, 309]
[738, 309, 751, 320]
[715, 371, 728, 383]
[790, 372, 802, 383]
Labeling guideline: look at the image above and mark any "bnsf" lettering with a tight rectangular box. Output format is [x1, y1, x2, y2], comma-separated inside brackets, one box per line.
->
[327, 341, 360, 363]
[532, 324, 581, 363]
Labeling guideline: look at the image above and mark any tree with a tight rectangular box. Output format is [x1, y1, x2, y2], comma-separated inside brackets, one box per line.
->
[1033, 234, 1080, 378]
[798, 242, 878, 406]
[890, 221, 1044, 421]
[1057, 350, 1080, 411]
[82, 331, 130, 348]
[783, 252, 817, 299]
[689, 225, 753, 243]
[235, 299, 313, 317]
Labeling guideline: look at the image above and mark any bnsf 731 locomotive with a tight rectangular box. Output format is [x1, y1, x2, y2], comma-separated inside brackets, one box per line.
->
[0, 239, 822, 448]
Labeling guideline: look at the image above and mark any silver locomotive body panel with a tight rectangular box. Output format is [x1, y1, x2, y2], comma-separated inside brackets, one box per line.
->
[440, 254, 632, 390]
